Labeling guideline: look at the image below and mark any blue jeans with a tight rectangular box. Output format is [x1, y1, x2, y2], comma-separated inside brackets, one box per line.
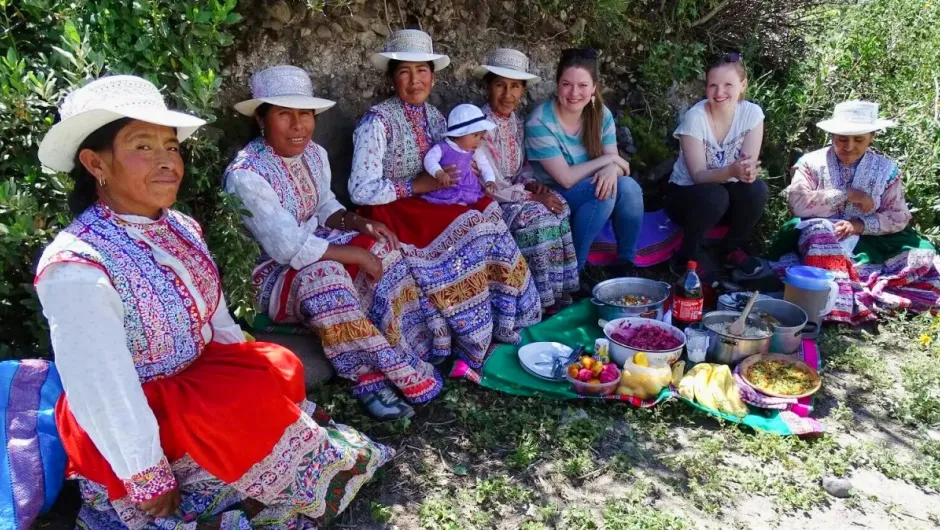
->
[553, 175, 644, 270]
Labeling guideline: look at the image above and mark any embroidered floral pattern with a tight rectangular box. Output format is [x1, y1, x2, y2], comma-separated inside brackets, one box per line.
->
[481, 105, 579, 308]
[229, 139, 447, 403]
[788, 147, 911, 236]
[37, 204, 220, 382]
[122, 457, 176, 503]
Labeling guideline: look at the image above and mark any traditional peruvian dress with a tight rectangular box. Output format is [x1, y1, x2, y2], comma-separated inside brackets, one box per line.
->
[224, 138, 446, 402]
[481, 104, 579, 308]
[35, 203, 392, 529]
[349, 97, 542, 370]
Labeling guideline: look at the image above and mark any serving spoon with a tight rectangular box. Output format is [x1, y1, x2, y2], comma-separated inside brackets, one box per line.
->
[727, 291, 759, 336]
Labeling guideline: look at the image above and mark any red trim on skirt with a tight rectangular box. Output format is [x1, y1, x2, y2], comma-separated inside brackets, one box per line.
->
[55, 341, 307, 501]
[358, 196, 493, 248]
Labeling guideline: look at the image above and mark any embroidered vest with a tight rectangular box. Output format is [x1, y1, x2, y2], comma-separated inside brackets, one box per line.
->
[483, 105, 524, 179]
[803, 147, 898, 219]
[224, 137, 325, 225]
[362, 97, 446, 183]
[37, 204, 221, 382]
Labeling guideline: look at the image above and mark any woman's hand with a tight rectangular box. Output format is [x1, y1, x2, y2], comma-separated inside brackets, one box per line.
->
[612, 155, 631, 176]
[412, 171, 457, 194]
[358, 218, 400, 250]
[847, 188, 875, 213]
[534, 190, 565, 215]
[730, 154, 759, 182]
[138, 488, 181, 518]
[525, 182, 550, 195]
[591, 164, 620, 200]
[834, 219, 863, 240]
[356, 247, 384, 280]
[483, 182, 498, 195]
[433, 169, 453, 187]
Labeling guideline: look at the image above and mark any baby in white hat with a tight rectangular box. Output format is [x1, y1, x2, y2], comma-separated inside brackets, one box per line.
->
[422, 104, 498, 206]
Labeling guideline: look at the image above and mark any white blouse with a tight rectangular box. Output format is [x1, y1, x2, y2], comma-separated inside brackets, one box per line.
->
[224, 145, 345, 268]
[349, 116, 400, 206]
[36, 213, 245, 485]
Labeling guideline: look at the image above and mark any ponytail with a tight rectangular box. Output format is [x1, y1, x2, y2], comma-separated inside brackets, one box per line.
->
[582, 85, 605, 159]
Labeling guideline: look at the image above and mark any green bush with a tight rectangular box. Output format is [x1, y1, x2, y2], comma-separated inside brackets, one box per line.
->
[0, 0, 254, 359]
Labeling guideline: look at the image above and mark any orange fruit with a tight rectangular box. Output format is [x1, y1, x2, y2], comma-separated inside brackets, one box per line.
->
[580, 356, 594, 369]
[588, 378, 601, 385]
[567, 364, 581, 378]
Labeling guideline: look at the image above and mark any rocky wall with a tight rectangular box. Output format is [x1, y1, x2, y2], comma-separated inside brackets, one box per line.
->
[218, 0, 661, 202]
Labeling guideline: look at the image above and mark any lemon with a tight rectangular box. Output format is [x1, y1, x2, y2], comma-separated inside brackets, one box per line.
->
[633, 352, 649, 367]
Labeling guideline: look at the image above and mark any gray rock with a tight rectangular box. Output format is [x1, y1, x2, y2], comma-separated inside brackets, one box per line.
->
[822, 476, 854, 498]
[330, 22, 343, 36]
[316, 25, 332, 39]
[348, 15, 369, 31]
[371, 23, 390, 38]
[300, 27, 312, 38]
[265, 0, 292, 25]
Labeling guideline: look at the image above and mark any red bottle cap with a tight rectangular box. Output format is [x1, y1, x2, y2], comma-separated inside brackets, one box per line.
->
[687, 260, 698, 270]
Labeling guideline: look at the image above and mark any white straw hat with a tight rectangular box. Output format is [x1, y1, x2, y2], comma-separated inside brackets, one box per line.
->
[816, 100, 896, 136]
[234, 65, 336, 116]
[472, 48, 540, 84]
[444, 104, 496, 137]
[38, 76, 206, 173]
[370, 29, 450, 72]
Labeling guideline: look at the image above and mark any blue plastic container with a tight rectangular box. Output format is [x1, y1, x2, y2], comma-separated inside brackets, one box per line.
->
[785, 266, 835, 291]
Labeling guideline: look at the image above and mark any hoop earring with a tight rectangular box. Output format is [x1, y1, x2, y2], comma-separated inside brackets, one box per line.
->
[97, 176, 106, 187]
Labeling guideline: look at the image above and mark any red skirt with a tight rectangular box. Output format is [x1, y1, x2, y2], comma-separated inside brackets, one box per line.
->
[56, 341, 306, 501]
[359, 196, 493, 249]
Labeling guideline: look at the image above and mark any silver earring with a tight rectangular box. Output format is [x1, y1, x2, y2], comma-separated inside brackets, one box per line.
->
[260, 127, 266, 137]
[97, 176, 106, 187]
[591, 95, 596, 104]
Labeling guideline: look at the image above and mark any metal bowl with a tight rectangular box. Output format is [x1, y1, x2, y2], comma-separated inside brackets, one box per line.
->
[702, 311, 772, 365]
[602, 317, 685, 367]
[592, 277, 672, 322]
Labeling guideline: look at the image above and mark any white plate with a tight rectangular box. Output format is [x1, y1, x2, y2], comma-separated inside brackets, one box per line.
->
[518, 342, 573, 381]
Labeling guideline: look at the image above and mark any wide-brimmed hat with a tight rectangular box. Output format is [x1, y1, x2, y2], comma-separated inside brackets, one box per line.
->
[816, 100, 896, 136]
[472, 48, 540, 84]
[444, 104, 496, 137]
[370, 29, 450, 72]
[38, 76, 206, 173]
[234, 65, 336, 116]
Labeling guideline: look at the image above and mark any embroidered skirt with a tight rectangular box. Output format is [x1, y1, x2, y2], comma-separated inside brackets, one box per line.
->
[500, 193, 579, 308]
[770, 218, 940, 324]
[58, 341, 393, 529]
[358, 197, 542, 368]
[253, 229, 447, 402]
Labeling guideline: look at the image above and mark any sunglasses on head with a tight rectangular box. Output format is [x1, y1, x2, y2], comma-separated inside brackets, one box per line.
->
[718, 52, 742, 64]
[561, 48, 598, 60]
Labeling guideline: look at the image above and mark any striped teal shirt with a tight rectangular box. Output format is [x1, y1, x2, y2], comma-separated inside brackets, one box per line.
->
[524, 100, 617, 184]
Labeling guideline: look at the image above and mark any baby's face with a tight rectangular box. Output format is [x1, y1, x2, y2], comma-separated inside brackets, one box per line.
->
[454, 131, 485, 151]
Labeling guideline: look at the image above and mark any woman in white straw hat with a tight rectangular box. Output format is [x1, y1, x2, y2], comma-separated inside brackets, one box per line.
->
[34, 75, 392, 528]
[349, 30, 541, 380]
[225, 65, 448, 421]
[770, 100, 940, 323]
[475, 48, 579, 312]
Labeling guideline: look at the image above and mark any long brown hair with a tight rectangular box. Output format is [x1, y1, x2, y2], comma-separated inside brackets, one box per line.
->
[556, 48, 604, 159]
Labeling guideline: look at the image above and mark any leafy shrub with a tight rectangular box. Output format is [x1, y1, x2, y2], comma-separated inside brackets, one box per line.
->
[0, 0, 253, 359]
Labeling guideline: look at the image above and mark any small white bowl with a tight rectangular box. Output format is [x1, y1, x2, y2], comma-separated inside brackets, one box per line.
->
[603, 317, 685, 367]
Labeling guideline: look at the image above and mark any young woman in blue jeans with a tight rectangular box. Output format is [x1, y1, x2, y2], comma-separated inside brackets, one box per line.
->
[524, 48, 643, 274]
